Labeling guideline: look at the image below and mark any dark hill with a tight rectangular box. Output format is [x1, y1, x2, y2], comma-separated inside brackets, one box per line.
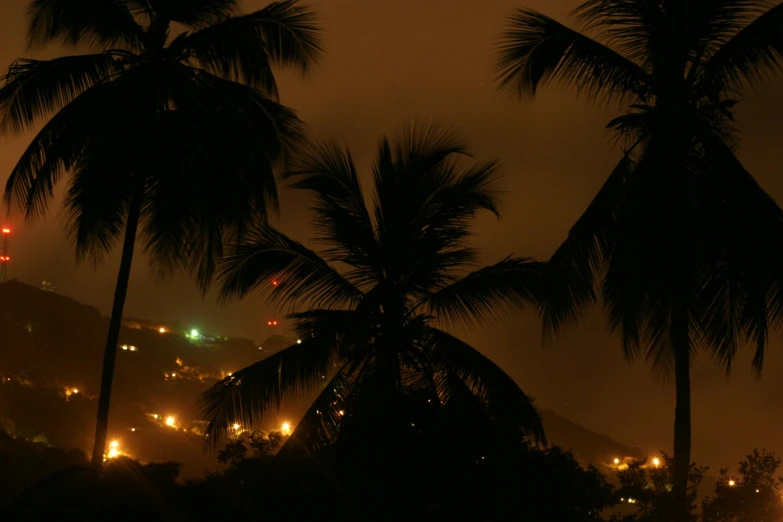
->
[0, 280, 638, 476]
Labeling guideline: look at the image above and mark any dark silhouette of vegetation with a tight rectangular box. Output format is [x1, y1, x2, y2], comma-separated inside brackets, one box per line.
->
[702, 449, 783, 522]
[0, 0, 323, 470]
[2, 427, 614, 522]
[611, 454, 706, 522]
[495, 2, 783, 518]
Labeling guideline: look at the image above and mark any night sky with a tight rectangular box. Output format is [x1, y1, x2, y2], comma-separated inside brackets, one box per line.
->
[2, 0, 783, 468]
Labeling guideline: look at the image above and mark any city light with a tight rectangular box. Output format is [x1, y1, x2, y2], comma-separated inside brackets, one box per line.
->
[652, 457, 660, 467]
[122, 345, 128, 350]
[233, 423, 240, 430]
[1, 228, 9, 234]
[190, 329, 199, 338]
[297, 339, 302, 344]
[165, 416, 176, 427]
[613, 458, 620, 465]
[729, 480, 736, 487]
[159, 327, 166, 334]
[281, 422, 292, 435]
[129, 346, 137, 352]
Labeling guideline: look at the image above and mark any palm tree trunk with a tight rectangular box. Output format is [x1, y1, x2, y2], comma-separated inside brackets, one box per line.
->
[671, 304, 692, 522]
[89, 188, 144, 471]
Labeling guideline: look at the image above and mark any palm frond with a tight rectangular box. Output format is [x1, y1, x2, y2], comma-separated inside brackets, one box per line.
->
[216, 223, 363, 309]
[285, 139, 379, 286]
[171, 15, 279, 97]
[425, 257, 544, 327]
[243, 0, 324, 74]
[143, 70, 305, 289]
[372, 122, 474, 284]
[0, 53, 124, 135]
[3, 70, 144, 220]
[539, 154, 635, 338]
[700, 2, 783, 92]
[63, 143, 135, 265]
[26, 0, 143, 50]
[279, 370, 356, 456]
[426, 327, 545, 444]
[494, 7, 651, 104]
[151, 0, 240, 28]
[397, 159, 506, 295]
[696, 131, 783, 375]
[199, 335, 341, 449]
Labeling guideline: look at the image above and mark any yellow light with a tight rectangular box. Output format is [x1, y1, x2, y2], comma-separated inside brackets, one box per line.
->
[107, 448, 119, 459]
[175, 358, 183, 366]
[297, 339, 302, 344]
[131, 428, 136, 432]
[729, 480, 736, 487]
[152, 414, 159, 419]
[122, 345, 128, 350]
[281, 422, 292, 435]
[159, 327, 166, 334]
[614, 458, 620, 465]
[338, 410, 344, 416]
[756, 489, 760, 493]
[129, 346, 137, 352]
[165, 416, 176, 427]
[652, 457, 660, 467]
[110, 440, 119, 449]
[171, 373, 176, 378]
[233, 423, 240, 430]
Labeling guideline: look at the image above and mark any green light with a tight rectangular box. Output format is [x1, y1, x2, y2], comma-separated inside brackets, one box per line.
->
[190, 329, 199, 338]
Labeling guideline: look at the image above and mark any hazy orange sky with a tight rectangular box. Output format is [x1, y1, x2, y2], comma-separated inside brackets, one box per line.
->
[2, 0, 783, 468]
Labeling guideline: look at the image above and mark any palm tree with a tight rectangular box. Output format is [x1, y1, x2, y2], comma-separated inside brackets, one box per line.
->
[494, 1, 783, 516]
[199, 123, 546, 462]
[0, 0, 323, 471]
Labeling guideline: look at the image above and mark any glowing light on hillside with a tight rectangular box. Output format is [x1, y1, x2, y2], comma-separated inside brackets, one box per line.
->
[121, 345, 128, 350]
[110, 440, 119, 449]
[729, 480, 736, 487]
[1, 228, 10, 234]
[272, 280, 278, 286]
[165, 416, 176, 427]
[175, 358, 183, 366]
[129, 346, 137, 352]
[338, 410, 344, 416]
[652, 457, 660, 467]
[159, 327, 166, 334]
[108, 448, 119, 458]
[189, 329, 200, 338]
[297, 339, 302, 344]
[281, 422, 292, 435]
[613, 458, 620, 465]
[756, 489, 760, 493]
[233, 423, 240, 430]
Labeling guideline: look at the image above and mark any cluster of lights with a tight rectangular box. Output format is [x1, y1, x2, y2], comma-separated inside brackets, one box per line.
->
[121, 345, 138, 352]
[267, 320, 278, 326]
[1, 228, 10, 234]
[0, 256, 9, 262]
[63, 387, 80, 400]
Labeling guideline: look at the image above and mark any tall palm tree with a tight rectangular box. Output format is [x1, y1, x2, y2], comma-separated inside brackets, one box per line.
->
[200, 123, 546, 461]
[0, 0, 322, 471]
[494, 1, 783, 516]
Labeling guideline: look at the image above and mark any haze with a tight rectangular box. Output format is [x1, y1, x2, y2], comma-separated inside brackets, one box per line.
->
[2, 0, 782, 468]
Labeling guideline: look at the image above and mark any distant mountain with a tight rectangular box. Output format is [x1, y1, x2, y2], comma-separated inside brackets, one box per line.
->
[540, 409, 643, 466]
[0, 280, 639, 477]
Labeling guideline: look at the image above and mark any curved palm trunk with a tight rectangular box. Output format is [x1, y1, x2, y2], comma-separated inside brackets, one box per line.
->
[89, 189, 144, 471]
[671, 304, 692, 522]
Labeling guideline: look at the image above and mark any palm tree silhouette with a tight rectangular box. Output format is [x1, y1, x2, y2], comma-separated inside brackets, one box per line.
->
[0, 0, 322, 470]
[494, 1, 783, 516]
[199, 122, 546, 456]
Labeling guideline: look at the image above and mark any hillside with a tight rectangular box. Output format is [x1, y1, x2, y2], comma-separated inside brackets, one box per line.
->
[0, 280, 640, 475]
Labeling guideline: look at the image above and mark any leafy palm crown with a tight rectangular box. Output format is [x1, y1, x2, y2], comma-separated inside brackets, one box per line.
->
[495, 0, 783, 373]
[200, 123, 546, 450]
[0, 0, 322, 282]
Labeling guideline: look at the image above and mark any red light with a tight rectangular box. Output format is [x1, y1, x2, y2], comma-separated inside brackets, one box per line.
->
[1, 228, 9, 234]
[272, 280, 278, 286]
[267, 321, 272, 326]
[273, 321, 278, 326]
